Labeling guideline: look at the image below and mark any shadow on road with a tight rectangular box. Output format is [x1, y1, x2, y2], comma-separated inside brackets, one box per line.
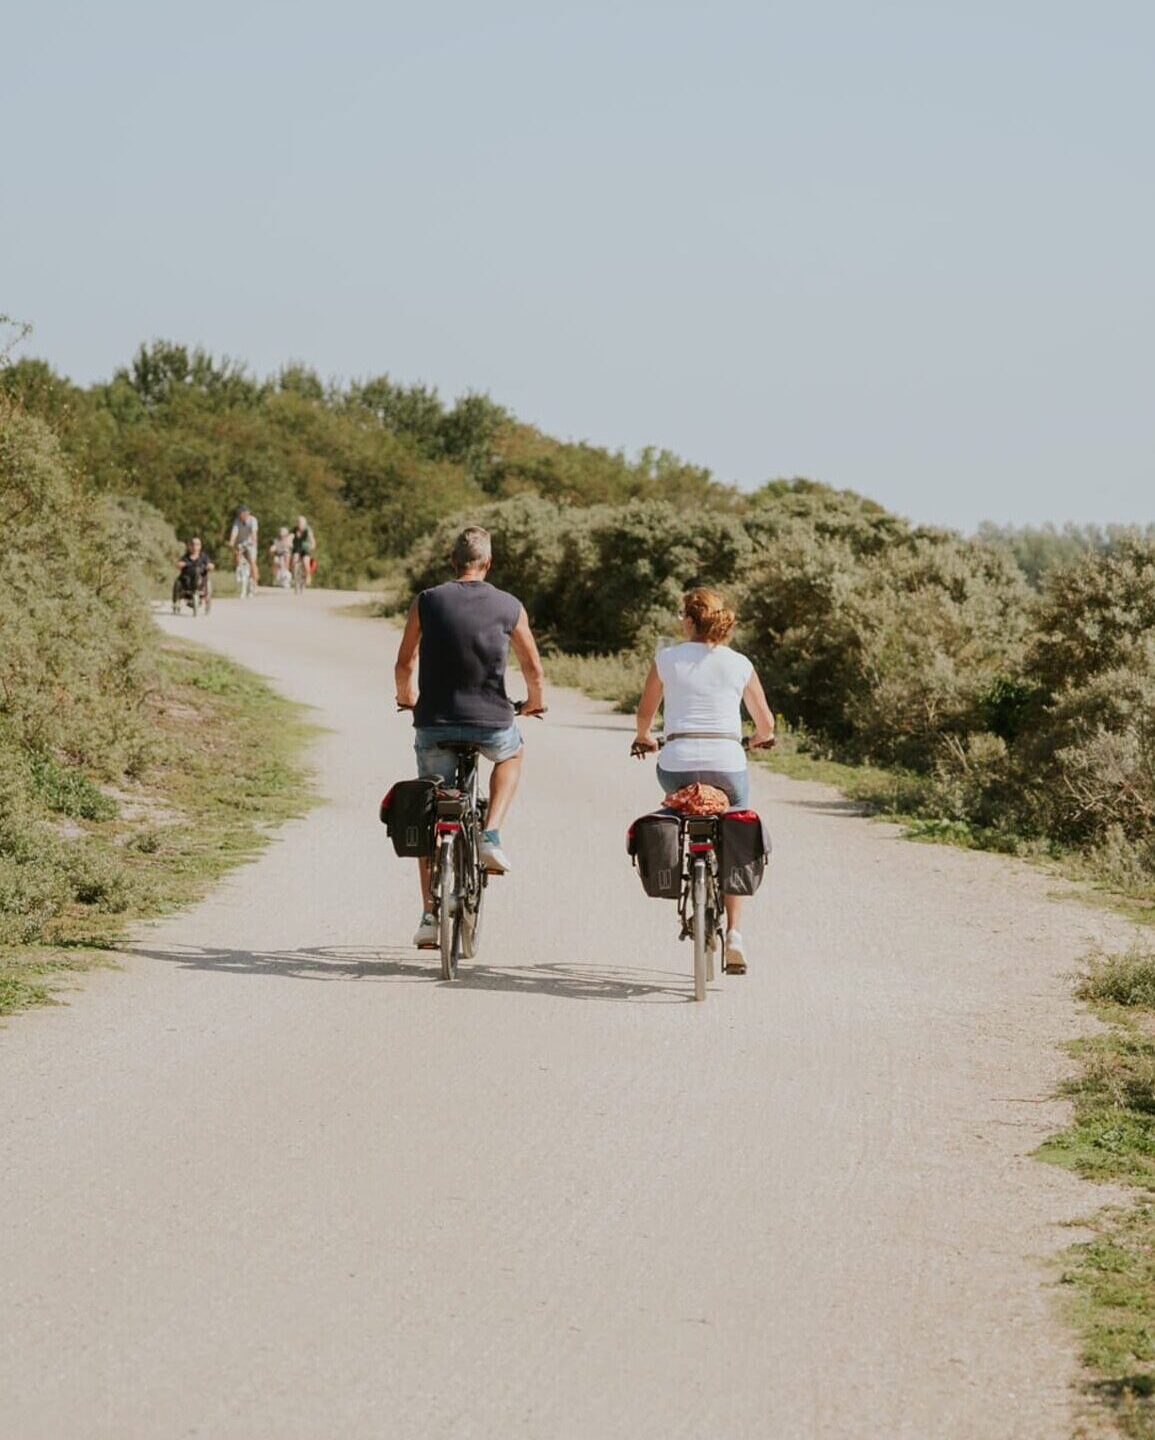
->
[776, 795, 874, 817]
[130, 944, 690, 1004]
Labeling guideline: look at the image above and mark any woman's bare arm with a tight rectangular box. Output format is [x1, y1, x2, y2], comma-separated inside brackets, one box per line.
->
[743, 671, 776, 747]
[634, 663, 663, 750]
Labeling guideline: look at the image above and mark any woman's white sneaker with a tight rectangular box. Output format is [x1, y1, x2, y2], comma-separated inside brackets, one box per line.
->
[724, 930, 748, 975]
[414, 912, 438, 948]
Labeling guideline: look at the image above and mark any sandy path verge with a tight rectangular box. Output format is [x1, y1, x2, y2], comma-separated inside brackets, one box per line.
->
[0, 591, 1137, 1439]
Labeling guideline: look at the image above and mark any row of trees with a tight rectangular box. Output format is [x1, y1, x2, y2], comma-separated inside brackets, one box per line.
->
[1, 343, 723, 585]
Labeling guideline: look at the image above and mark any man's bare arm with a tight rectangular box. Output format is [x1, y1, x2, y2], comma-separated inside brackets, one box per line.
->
[510, 606, 546, 713]
[394, 600, 421, 708]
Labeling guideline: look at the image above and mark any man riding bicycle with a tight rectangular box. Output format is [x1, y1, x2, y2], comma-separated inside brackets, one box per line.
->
[393, 525, 546, 948]
[227, 504, 260, 587]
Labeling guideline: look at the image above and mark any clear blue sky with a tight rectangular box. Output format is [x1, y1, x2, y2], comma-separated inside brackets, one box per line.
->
[4, 1, 1152, 530]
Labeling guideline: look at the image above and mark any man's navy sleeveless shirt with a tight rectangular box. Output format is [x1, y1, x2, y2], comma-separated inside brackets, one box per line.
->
[414, 580, 522, 727]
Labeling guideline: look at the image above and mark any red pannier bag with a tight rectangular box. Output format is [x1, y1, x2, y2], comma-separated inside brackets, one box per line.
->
[718, 810, 772, 895]
[626, 812, 682, 900]
[379, 779, 439, 857]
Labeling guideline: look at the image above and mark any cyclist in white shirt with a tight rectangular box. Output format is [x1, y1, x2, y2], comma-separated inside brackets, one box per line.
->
[633, 587, 775, 972]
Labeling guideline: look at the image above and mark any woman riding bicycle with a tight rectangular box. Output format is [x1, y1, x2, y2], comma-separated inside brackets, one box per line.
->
[633, 586, 775, 973]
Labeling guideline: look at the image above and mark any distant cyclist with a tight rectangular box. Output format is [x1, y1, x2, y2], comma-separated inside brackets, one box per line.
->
[290, 515, 316, 586]
[393, 525, 546, 948]
[633, 586, 775, 974]
[173, 536, 213, 604]
[269, 527, 292, 587]
[227, 504, 260, 587]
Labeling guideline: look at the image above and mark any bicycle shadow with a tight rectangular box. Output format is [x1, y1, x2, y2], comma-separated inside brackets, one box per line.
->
[130, 943, 692, 1004]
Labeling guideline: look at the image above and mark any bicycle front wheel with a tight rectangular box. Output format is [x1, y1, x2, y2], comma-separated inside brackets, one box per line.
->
[692, 859, 707, 1002]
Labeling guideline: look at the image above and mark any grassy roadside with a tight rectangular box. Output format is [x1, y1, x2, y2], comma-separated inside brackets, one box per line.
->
[0, 638, 317, 1018]
[1035, 947, 1155, 1439]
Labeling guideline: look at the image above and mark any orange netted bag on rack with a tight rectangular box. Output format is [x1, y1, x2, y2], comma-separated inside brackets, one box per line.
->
[661, 782, 730, 816]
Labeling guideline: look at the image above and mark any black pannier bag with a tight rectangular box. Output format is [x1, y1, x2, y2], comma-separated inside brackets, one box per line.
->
[627, 812, 682, 900]
[379, 779, 439, 857]
[718, 809, 772, 895]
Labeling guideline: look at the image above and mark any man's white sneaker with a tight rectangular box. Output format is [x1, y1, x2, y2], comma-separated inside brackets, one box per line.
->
[724, 930, 748, 975]
[479, 834, 512, 875]
[414, 912, 438, 948]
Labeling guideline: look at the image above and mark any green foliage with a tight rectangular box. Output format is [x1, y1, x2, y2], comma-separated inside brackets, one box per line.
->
[1011, 540, 1155, 857]
[5, 343, 731, 590]
[978, 520, 1155, 589]
[1044, 951, 1155, 1436]
[0, 400, 165, 773]
[0, 397, 169, 948]
[737, 495, 1032, 771]
[29, 754, 118, 821]
[6, 338, 1155, 895]
[407, 494, 752, 653]
[1079, 948, 1155, 1010]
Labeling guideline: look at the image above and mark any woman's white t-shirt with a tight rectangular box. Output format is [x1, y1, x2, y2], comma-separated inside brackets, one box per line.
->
[656, 641, 753, 772]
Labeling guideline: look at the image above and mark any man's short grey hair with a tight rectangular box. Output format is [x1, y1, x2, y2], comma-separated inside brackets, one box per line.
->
[451, 526, 492, 574]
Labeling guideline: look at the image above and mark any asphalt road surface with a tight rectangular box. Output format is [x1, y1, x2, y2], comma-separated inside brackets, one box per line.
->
[0, 591, 1135, 1439]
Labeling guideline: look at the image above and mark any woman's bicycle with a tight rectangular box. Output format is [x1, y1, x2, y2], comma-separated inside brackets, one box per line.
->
[235, 548, 254, 600]
[630, 733, 770, 1002]
[399, 701, 544, 981]
[291, 551, 308, 596]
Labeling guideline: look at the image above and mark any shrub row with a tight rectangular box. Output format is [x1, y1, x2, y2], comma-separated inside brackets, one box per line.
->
[0, 398, 175, 943]
[407, 489, 1155, 890]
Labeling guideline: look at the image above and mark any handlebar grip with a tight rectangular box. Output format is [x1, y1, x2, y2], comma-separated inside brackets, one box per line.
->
[630, 737, 664, 758]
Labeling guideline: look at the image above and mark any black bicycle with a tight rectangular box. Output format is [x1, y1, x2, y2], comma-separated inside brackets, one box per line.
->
[428, 740, 488, 980]
[630, 732, 771, 1001]
[400, 701, 544, 980]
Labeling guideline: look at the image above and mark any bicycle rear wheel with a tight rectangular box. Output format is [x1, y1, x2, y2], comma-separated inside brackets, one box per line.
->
[439, 834, 462, 980]
[692, 859, 707, 1002]
[459, 826, 486, 960]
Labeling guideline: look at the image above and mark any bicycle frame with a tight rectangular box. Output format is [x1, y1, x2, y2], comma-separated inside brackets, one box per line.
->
[677, 815, 725, 1001]
[428, 748, 489, 980]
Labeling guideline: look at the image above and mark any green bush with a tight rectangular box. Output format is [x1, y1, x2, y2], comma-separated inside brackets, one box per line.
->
[406, 494, 751, 653]
[0, 396, 172, 946]
[1010, 540, 1155, 851]
[736, 514, 1031, 771]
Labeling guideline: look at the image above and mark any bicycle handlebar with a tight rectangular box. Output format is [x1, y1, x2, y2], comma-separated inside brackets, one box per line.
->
[630, 734, 775, 759]
[395, 700, 547, 719]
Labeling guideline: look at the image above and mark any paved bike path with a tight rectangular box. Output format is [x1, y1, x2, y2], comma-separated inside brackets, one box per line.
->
[0, 592, 1134, 1439]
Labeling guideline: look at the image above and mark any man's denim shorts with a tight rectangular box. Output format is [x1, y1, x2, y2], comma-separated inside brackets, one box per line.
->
[415, 724, 524, 784]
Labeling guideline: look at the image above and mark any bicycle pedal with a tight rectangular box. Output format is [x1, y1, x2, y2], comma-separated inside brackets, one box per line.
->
[416, 941, 439, 951]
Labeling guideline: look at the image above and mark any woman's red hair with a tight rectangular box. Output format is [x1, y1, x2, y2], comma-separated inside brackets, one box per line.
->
[683, 587, 735, 645]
